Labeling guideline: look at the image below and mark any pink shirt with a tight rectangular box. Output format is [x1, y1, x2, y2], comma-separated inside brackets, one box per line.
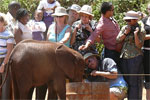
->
[88, 15, 120, 50]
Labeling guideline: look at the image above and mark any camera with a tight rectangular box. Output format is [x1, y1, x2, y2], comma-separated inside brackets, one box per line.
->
[82, 25, 86, 29]
[83, 67, 94, 79]
[130, 26, 136, 33]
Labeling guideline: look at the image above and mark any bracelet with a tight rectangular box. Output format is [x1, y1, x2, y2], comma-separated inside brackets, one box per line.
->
[124, 33, 128, 36]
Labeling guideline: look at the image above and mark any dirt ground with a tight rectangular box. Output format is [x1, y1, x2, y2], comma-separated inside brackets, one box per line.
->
[32, 87, 147, 100]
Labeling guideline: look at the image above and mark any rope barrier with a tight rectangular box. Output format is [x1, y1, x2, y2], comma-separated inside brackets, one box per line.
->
[111, 74, 150, 76]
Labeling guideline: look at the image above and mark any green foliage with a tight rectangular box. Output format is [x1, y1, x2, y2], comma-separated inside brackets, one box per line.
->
[17, 0, 39, 14]
[0, 0, 149, 54]
[0, 0, 11, 13]
[0, 0, 39, 16]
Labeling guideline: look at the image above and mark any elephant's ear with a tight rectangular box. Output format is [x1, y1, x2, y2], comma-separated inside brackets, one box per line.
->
[55, 45, 76, 80]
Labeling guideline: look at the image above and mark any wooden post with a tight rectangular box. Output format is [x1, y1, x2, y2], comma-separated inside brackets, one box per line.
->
[66, 82, 110, 100]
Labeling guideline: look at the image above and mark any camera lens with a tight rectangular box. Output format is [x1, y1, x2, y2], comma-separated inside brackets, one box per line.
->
[82, 25, 85, 29]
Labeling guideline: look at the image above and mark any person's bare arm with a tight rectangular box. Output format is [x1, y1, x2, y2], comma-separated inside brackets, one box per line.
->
[91, 70, 118, 79]
[59, 27, 71, 44]
[14, 28, 22, 44]
[0, 43, 14, 73]
[134, 27, 143, 48]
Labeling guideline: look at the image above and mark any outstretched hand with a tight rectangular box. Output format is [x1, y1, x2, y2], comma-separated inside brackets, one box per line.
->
[78, 45, 88, 50]
[78, 41, 91, 50]
[90, 70, 97, 76]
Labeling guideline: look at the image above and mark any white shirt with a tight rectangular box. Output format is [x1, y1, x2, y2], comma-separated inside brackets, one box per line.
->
[6, 12, 18, 33]
[28, 20, 46, 32]
[37, 0, 60, 14]
[18, 22, 32, 40]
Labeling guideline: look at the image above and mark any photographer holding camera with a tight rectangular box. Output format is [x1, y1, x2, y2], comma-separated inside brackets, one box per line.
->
[116, 10, 145, 100]
[83, 52, 127, 100]
[70, 5, 98, 55]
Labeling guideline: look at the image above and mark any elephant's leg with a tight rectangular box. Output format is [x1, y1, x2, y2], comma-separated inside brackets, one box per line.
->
[36, 84, 47, 100]
[19, 87, 33, 99]
[12, 76, 20, 99]
[1, 72, 11, 99]
[54, 79, 66, 100]
[28, 87, 34, 99]
[47, 82, 57, 100]
[17, 79, 33, 99]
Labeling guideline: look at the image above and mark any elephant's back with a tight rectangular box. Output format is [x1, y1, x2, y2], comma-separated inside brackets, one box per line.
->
[10, 40, 60, 63]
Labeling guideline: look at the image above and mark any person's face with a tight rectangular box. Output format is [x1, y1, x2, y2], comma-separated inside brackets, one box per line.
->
[125, 19, 138, 26]
[34, 11, 43, 22]
[105, 6, 114, 17]
[85, 56, 98, 69]
[47, 0, 54, 3]
[80, 13, 90, 24]
[55, 16, 66, 23]
[20, 14, 30, 25]
[0, 21, 5, 28]
[9, 5, 21, 19]
[68, 10, 79, 22]
[109, 6, 114, 17]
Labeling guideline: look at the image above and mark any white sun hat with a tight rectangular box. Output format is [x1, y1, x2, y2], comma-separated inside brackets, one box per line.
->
[79, 5, 94, 17]
[123, 10, 140, 20]
[52, 7, 68, 17]
[68, 4, 81, 13]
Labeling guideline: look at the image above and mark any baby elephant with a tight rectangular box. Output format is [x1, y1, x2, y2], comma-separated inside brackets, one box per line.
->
[8, 40, 85, 99]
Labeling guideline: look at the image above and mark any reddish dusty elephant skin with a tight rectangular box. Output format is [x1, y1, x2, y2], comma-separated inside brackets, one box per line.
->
[8, 39, 85, 99]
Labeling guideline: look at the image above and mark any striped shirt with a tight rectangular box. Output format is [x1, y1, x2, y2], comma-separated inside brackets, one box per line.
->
[0, 30, 15, 58]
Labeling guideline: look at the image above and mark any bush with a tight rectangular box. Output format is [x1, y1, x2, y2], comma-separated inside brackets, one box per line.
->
[0, 0, 149, 54]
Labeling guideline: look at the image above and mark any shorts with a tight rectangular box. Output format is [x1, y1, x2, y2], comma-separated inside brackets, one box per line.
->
[110, 86, 127, 100]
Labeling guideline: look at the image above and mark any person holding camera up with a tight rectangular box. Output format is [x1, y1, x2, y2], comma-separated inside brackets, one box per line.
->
[116, 11, 145, 100]
[79, 2, 121, 70]
[70, 5, 97, 55]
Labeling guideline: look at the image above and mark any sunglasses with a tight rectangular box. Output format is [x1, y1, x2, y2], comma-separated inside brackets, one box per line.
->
[56, 16, 64, 18]
[125, 20, 131, 22]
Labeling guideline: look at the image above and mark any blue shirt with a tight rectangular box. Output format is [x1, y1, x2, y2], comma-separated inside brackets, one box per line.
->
[48, 23, 70, 47]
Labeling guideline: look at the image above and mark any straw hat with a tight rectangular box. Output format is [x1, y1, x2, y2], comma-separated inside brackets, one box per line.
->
[123, 10, 139, 20]
[79, 5, 94, 17]
[84, 53, 99, 61]
[67, 4, 81, 13]
[52, 7, 68, 17]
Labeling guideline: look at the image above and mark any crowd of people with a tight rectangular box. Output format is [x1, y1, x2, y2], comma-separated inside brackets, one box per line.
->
[0, 0, 149, 100]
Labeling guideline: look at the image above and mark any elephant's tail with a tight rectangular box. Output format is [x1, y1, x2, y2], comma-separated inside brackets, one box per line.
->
[0, 59, 12, 88]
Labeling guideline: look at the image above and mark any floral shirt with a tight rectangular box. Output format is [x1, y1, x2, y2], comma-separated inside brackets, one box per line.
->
[72, 20, 97, 55]
[116, 21, 145, 59]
